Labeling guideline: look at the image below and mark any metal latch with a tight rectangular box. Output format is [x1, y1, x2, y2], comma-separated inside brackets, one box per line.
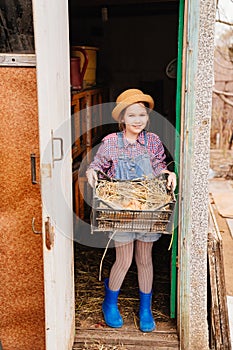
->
[45, 217, 54, 250]
[32, 217, 42, 235]
[30, 153, 40, 184]
[32, 217, 54, 250]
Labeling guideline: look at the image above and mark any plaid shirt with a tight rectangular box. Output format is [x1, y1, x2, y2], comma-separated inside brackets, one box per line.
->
[88, 131, 167, 178]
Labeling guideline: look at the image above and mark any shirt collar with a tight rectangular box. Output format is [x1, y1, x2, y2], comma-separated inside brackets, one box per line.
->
[122, 130, 146, 146]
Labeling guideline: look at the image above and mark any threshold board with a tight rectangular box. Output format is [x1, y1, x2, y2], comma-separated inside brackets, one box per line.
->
[73, 321, 179, 349]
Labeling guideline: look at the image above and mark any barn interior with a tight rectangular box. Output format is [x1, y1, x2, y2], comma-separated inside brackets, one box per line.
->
[69, 0, 180, 344]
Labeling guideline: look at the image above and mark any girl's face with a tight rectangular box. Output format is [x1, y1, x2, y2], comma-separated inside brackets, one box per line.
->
[122, 103, 149, 138]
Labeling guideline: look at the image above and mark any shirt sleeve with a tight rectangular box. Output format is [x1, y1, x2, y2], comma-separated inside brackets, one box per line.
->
[87, 139, 112, 174]
[147, 133, 167, 175]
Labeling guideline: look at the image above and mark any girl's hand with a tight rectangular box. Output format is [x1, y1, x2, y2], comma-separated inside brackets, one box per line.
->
[86, 168, 98, 188]
[166, 172, 177, 192]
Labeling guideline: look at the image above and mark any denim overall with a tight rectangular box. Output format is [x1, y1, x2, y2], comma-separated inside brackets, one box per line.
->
[112, 131, 161, 243]
[115, 131, 154, 181]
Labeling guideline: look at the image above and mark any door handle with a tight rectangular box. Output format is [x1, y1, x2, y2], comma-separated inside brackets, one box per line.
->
[51, 130, 64, 167]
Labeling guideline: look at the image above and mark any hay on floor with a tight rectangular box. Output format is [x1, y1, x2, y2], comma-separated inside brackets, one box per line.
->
[74, 237, 171, 330]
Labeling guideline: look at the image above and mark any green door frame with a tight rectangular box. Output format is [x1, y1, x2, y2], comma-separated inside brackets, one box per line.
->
[170, 0, 184, 319]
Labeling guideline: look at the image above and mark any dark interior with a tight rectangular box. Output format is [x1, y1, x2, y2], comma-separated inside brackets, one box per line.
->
[70, 0, 180, 331]
[69, 0, 179, 144]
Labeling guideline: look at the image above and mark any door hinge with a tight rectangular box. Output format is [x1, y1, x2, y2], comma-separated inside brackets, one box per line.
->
[176, 256, 179, 269]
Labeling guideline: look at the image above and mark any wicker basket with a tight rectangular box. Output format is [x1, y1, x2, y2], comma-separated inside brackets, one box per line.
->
[91, 178, 176, 234]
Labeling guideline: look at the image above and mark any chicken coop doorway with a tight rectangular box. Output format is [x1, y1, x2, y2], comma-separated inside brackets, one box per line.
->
[69, 0, 183, 347]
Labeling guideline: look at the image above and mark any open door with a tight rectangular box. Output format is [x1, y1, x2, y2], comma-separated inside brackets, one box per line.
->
[32, 1, 75, 349]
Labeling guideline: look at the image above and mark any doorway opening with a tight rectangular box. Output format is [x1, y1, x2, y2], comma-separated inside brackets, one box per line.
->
[69, 0, 180, 347]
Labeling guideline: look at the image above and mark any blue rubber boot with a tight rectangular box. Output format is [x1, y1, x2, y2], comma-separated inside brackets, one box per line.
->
[139, 290, 156, 332]
[102, 279, 123, 328]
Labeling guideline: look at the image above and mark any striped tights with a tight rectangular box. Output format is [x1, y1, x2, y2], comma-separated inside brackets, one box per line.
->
[108, 240, 154, 293]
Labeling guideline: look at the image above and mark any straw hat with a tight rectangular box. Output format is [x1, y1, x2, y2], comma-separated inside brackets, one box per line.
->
[112, 89, 154, 121]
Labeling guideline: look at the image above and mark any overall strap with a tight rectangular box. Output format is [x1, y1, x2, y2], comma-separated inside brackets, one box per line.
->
[143, 130, 148, 147]
[117, 132, 124, 148]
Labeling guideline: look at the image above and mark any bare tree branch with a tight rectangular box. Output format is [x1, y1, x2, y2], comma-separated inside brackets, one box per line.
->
[219, 94, 233, 107]
[213, 89, 233, 107]
[213, 88, 233, 97]
[214, 58, 233, 70]
[216, 47, 232, 63]
[216, 19, 233, 26]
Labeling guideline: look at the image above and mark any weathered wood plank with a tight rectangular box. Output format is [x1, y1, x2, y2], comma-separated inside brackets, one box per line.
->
[73, 327, 179, 349]
[73, 345, 178, 350]
[208, 203, 232, 350]
[208, 237, 222, 349]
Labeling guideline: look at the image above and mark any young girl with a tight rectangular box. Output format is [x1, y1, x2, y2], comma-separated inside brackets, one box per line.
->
[86, 89, 176, 332]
